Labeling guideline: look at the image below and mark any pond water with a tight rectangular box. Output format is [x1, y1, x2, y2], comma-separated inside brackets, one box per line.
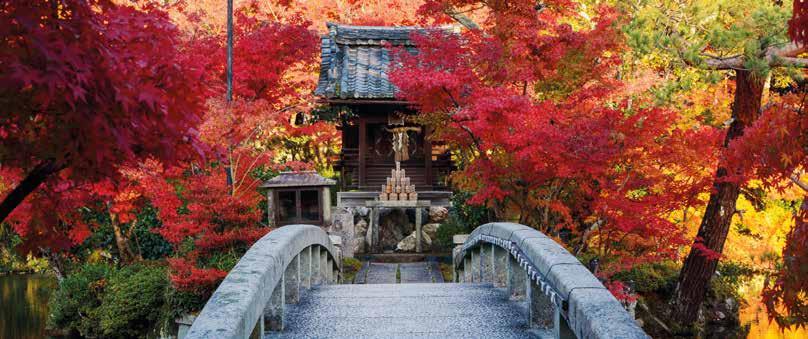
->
[0, 274, 56, 339]
[740, 277, 807, 339]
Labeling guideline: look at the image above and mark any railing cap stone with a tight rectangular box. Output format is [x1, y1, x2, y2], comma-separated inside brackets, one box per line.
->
[454, 222, 649, 339]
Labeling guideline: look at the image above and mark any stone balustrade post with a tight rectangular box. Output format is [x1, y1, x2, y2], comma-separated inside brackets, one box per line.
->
[301, 246, 312, 289]
[471, 247, 481, 282]
[264, 275, 285, 332]
[320, 246, 328, 285]
[311, 246, 322, 285]
[528, 278, 555, 330]
[326, 256, 334, 284]
[493, 245, 508, 287]
[507, 255, 527, 300]
[481, 244, 494, 283]
[285, 254, 300, 304]
[463, 256, 472, 282]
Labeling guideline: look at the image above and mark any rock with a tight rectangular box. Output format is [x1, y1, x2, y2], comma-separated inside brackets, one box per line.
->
[352, 236, 366, 254]
[453, 234, 470, 245]
[379, 209, 412, 250]
[422, 223, 441, 239]
[355, 219, 368, 235]
[354, 206, 370, 217]
[428, 207, 449, 223]
[395, 231, 432, 252]
[326, 208, 356, 257]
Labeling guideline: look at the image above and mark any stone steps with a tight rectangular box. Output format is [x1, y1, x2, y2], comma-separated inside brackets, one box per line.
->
[267, 283, 547, 339]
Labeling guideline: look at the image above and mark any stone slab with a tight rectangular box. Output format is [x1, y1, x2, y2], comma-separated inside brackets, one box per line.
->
[365, 263, 397, 284]
[399, 262, 433, 283]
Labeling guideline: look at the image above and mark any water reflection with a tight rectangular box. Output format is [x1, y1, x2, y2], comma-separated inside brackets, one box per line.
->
[741, 277, 807, 339]
[0, 274, 56, 339]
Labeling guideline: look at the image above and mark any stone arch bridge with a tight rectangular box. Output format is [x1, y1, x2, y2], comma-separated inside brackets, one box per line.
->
[184, 223, 648, 339]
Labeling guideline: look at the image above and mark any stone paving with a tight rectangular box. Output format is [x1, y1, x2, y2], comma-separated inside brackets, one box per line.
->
[267, 283, 544, 338]
[355, 261, 444, 284]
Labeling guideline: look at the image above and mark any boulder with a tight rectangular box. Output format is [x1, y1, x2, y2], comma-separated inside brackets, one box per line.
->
[352, 236, 366, 254]
[325, 208, 355, 257]
[422, 223, 441, 239]
[379, 209, 412, 250]
[355, 219, 368, 236]
[395, 231, 432, 252]
[428, 207, 449, 223]
[354, 206, 370, 217]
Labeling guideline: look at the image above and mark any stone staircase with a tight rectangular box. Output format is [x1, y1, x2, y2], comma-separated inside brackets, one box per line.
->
[267, 283, 543, 339]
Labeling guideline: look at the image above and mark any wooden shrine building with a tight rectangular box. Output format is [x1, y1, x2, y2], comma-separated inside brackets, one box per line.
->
[314, 23, 454, 206]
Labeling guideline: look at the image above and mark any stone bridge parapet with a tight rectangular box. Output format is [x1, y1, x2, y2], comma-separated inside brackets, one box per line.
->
[185, 224, 341, 339]
[453, 222, 649, 339]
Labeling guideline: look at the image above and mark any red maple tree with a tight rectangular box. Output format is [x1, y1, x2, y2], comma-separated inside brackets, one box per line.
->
[390, 0, 720, 276]
[0, 1, 207, 261]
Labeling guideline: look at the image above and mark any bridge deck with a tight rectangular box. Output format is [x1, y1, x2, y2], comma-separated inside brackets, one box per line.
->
[267, 283, 549, 339]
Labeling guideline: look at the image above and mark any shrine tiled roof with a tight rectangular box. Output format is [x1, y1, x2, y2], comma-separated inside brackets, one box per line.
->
[314, 23, 451, 100]
[260, 171, 336, 188]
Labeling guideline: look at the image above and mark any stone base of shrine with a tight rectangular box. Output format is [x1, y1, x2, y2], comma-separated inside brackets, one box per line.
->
[326, 191, 451, 257]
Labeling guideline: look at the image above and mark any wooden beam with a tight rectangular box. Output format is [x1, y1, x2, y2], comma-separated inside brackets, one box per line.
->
[424, 126, 433, 189]
[316, 98, 415, 105]
[359, 117, 367, 188]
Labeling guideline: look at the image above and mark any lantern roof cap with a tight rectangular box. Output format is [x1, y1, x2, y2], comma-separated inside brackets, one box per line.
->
[260, 171, 336, 188]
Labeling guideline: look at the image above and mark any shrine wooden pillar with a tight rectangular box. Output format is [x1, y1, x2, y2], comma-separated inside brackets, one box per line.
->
[358, 117, 367, 188]
[424, 126, 432, 188]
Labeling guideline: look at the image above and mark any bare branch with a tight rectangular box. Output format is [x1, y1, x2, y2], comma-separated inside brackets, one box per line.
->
[769, 42, 807, 58]
[768, 56, 808, 68]
[444, 8, 479, 30]
[700, 55, 745, 70]
[791, 173, 808, 192]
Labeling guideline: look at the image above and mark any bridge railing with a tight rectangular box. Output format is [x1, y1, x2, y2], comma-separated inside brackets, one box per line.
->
[184, 224, 341, 339]
[453, 222, 649, 339]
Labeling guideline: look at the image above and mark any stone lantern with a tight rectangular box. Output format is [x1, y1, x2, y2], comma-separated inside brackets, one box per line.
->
[260, 171, 336, 227]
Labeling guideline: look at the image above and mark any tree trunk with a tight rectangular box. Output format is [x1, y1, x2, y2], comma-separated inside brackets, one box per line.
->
[110, 215, 139, 264]
[0, 159, 64, 225]
[41, 248, 66, 283]
[672, 70, 766, 326]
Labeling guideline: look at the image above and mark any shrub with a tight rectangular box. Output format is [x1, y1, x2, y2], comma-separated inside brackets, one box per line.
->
[341, 257, 363, 283]
[451, 191, 491, 228]
[610, 261, 679, 294]
[95, 263, 169, 338]
[162, 288, 208, 324]
[434, 215, 471, 249]
[47, 262, 113, 337]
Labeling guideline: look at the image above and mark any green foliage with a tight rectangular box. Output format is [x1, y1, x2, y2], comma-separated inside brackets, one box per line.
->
[73, 204, 172, 263]
[433, 191, 492, 249]
[622, 0, 796, 99]
[95, 263, 169, 338]
[341, 257, 363, 283]
[133, 206, 173, 260]
[162, 288, 207, 324]
[48, 262, 171, 338]
[47, 262, 113, 337]
[202, 250, 240, 272]
[451, 191, 491, 228]
[710, 261, 756, 301]
[611, 261, 680, 294]
[0, 223, 21, 273]
[434, 215, 471, 249]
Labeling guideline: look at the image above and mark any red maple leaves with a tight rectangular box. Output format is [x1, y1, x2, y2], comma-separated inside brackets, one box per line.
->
[390, 1, 720, 274]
